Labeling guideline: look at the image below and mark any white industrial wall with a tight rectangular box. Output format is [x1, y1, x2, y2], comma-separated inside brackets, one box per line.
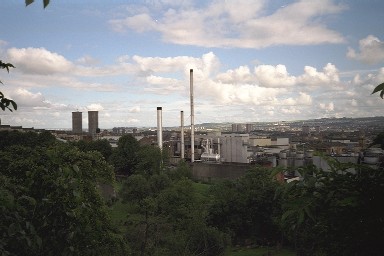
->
[220, 134, 249, 163]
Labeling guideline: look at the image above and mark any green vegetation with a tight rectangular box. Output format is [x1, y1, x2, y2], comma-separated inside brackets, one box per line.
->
[2, 131, 384, 255]
[0, 131, 128, 255]
[227, 247, 295, 256]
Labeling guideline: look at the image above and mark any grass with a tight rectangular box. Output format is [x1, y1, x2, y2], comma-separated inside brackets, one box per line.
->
[192, 181, 211, 195]
[227, 247, 295, 256]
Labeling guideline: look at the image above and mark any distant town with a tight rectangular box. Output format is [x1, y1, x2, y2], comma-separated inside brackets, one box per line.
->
[1, 114, 384, 176]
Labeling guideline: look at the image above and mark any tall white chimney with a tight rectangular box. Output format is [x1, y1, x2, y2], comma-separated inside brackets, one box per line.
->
[181, 110, 185, 159]
[190, 69, 195, 162]
[157, 107, 163, 150]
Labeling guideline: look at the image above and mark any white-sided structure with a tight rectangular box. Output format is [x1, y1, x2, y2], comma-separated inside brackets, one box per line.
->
[157, 107, 163, 150]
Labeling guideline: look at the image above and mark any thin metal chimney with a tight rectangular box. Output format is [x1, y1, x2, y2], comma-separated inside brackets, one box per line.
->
[157, 107, 163, 150]
[190, 69, 195, 162]
[181, 110, 185, 159]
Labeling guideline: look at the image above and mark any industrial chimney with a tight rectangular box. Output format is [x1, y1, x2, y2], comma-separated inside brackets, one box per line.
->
[180, 110, 185, 159]
[190, 69, 195, 162]
[157, 107, 163, 150]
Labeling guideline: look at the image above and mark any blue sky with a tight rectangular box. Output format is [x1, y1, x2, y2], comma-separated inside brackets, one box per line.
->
[1, 0, 384, 129]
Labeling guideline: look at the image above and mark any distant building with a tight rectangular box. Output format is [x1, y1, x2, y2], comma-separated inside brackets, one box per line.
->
[88, 111, 98, 136]
[231, 124, 238, 132]
[246, 123, 253, 133]
[302, 125, 310, 135]
[72, 111, 82, 134]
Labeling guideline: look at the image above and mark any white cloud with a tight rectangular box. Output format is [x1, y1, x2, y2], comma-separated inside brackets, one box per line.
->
[109, 0, 346, 48]
[7, 47, 73, 75]
[255, 64, 296, 88]
[216, 66, 252, 84]
[86, 103, 104, 111]
[319, 102, 334, 112]
[109, 13, 156, 33]
[76, 55, 100, 66]
[10, 88, 46, 107]
[347, 35, 384, 64]
[2, 46, 384, 128]
[297, 63, 340, 87]
[129, 106, 141, 113]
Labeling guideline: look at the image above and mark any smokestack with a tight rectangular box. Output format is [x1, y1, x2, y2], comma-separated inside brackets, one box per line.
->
[157, 107, 163, 150]
[190, 69, 195, 162]
[181, 110, 185, 159]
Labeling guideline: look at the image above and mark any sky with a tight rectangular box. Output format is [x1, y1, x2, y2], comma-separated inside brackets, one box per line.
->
[0, 0, 384, 129]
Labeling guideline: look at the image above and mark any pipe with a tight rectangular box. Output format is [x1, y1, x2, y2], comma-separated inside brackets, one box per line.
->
[157, 107, 163, 150]
[190, 69, 195, 162]
[181, 110, 185, 159]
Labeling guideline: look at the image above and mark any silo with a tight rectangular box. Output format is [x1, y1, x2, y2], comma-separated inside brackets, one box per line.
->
[72, 111, 82, 134]
[88, 111, 98, 136]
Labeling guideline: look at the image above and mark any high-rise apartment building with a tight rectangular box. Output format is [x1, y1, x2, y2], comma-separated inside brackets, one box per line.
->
[72, 112, 82, 134]
[88, 111, 98, 136]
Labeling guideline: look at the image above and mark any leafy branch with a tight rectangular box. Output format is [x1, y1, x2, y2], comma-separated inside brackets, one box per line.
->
[0, 61, 17, 112]
[372, 82, 384, 99]
[25, 0, 50, 8]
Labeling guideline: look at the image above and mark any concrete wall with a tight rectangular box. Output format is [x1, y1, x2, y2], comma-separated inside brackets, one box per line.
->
[191, 162, 251, 181]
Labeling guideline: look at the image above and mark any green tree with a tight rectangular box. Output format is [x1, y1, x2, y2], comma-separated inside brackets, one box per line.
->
[109, 134, 140, 175]
[119, 163, 228, 256]
[0, 140, 128, 255]
[0, 130, 56, 150]
[0, 61, 17, 112]
[277, 162, 384, 256]
[71, 139, 113, 160]
[371, 131, 384, 149]
[208, 167, 281, 246]
[135, 145, 164, 177]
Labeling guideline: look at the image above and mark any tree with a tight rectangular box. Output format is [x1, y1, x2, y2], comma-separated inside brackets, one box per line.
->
[371, 131, 384, 149]
[277, 162, 384, 256]
[0, 61, 17, 112]
[109, 134, 140, 175]
[208, 167, 281, 246]
[70, 139, 113, 161]
[135, 145, 163, 177]
[0, 137, 129, 255]
[372, 82, 384, 99]
[119, 164, 228, 255]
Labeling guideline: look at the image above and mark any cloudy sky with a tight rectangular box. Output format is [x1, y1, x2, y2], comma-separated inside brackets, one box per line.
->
[1, 0, 384, 129]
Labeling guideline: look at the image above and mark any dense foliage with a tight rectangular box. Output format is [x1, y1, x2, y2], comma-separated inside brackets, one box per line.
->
[70, 139, 113, 161]
[119, 152, 228, 256]
[109, 134, 140, 175]
[0, 131, 128, 255]
[208, 168, 281, 246]
[277, 161, 384, 256]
